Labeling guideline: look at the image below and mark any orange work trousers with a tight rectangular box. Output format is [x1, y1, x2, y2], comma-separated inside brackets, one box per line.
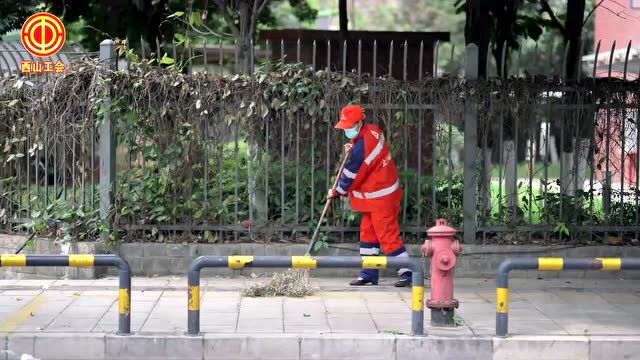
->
[359, 205, 406, 257]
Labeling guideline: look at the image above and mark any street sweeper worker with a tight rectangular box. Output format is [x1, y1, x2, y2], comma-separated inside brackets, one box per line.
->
[326, 104, 412, 287]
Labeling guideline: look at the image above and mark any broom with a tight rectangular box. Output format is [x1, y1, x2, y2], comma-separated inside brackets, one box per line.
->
[243, 150, 351, 297]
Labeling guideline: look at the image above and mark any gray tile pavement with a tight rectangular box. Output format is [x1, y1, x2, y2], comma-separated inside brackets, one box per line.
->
[0, 276, 635, 338]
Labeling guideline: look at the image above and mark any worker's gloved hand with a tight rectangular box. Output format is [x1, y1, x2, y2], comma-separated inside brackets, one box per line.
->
[344, 143, 353, 154]
[326, 189, 339, 200]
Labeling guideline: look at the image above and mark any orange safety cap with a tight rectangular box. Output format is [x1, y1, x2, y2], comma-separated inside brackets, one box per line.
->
[335, 104, 365, 129]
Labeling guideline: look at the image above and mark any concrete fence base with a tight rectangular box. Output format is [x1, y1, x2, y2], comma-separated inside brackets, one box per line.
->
[2, 234, 640, 279]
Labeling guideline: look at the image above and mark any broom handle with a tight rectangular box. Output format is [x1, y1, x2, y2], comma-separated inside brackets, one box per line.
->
[306, 150, 351, 255]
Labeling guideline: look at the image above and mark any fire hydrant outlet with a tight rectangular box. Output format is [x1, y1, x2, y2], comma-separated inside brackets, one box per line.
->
[451, 240, 462, 255]
[434, 249, 456, 271]
[421, 240, 433, 257]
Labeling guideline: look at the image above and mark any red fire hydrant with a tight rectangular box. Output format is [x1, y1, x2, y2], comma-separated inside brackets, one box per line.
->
[422, 219, 462, 326]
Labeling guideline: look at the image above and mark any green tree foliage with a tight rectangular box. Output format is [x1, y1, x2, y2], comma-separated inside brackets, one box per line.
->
[308, 0, 594, 76]
[0, 0, 40, 38]
[0, 0, 316, 53]
[44, 0, 182, 51]
[513, 0, 595, 78]
[456, 0, 548, 78]
[393, 0, 466, 73]
[37, 0, 317, 55]
[175, 0, 317, 73]
[455, 0, 597, 78]
[309, 0, 464, 72]
[0, 0, 177, 50]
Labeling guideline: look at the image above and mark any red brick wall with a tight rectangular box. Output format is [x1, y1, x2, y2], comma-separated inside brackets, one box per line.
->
[595, 1, 640, 51]
[593, 2, 640, 186]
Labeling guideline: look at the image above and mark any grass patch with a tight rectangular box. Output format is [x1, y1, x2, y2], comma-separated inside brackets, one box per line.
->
[487, 182, 605, 224]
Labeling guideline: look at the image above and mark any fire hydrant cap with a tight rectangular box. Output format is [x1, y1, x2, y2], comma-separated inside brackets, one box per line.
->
[427, 218, 458, 237]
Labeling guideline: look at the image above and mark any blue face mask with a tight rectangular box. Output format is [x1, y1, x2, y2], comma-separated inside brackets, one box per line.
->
[344, 123, 361, 139]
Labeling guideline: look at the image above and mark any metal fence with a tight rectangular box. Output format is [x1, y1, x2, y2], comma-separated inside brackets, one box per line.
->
[470, 39, 640, 244]
[0, 40, 101, 242]
[1, 36, 639, 245]
[112, 37, 452, 243]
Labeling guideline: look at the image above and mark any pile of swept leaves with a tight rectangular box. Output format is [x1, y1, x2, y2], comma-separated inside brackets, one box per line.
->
[242, 269, 317, 297]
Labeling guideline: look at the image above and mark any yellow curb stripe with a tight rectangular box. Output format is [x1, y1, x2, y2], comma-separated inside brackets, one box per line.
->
[292, 256, 317, 269]
[189, 286, 200, 311]
[597, 257, 621, 270]
[0, 293, 48, 333]
[496, 287, 509, 313]
[412, 286, 424, 311]
[538, 257, 563, 271]
[69, 255, 94, 267]
[1, 254, 26, 267]
[362, 256, 387, 269]
[228, 256, 254, 269]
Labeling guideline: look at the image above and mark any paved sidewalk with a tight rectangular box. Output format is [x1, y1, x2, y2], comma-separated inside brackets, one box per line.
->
[0, 276, 639, 359]
[0, 276, 638, 336]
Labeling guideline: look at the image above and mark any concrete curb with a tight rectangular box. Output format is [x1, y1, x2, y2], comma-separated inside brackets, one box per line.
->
[2, 333, 640, 360]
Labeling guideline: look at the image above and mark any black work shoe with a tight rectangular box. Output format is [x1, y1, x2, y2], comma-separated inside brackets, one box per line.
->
[349, 278, 378, 286]
[394, 275, 411, 287]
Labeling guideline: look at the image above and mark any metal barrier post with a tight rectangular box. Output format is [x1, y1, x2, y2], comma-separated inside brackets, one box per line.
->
[187, 255, 424, 336]
[496, 257, 640, 337]
[0, 254, 131, 335]
[410, 267, 425, 334]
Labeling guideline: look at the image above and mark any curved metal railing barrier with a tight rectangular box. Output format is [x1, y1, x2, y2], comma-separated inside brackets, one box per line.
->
[187, 255, 425, 335]
[496, 257, 640, 337]
[0, 254, 132, 334]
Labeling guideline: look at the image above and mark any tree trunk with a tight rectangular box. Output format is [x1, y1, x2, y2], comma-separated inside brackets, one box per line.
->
[560, 0, 588, 197]
[477, 143, 493, 218]
[491, 0, 518, 78]
[464, 0, 490, 79]
[339, 0, 348, 35]
[237, 1, 253, 74]
[493, 41, 507, 78]
[504, 139, 518, 212]
[108, 1, 122, 40]
[564, 0, 586, 81]
[236, 1, 266, 223]
[465, 0, 492, 218]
